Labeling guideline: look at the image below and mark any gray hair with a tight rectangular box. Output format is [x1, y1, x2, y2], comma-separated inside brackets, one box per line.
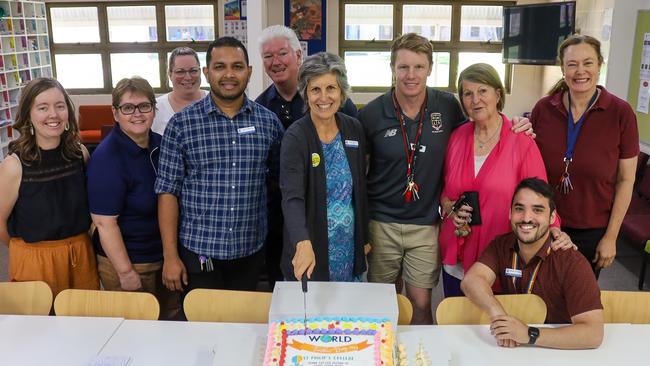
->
[259, 25, 301, 55]
[168, 47, 200, 73]
[298, 52, 351, 112]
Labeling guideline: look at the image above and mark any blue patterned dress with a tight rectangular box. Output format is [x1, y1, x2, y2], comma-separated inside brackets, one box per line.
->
[322, 133, 358, 281]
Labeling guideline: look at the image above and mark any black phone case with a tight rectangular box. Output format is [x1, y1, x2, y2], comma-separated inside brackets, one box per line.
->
[462, 191, 482, 226]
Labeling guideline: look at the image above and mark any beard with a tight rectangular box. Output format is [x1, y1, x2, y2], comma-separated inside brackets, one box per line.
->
[513, 221, 550, 245]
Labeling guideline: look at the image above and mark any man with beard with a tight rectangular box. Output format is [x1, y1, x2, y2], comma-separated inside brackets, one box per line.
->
[155, 37, 284, 293]
[461, 178, 603, 349]
[255, 25, 357, 288]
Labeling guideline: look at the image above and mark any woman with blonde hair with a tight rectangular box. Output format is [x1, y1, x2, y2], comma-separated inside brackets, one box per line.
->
[532, 35, 639, 276]
[0, 77, 99, 296]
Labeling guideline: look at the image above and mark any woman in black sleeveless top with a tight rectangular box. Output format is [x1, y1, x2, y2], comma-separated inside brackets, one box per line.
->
[0, 78, 99, 296]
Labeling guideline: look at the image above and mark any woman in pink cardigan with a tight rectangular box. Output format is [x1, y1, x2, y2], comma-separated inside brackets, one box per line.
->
[439, 63, 573, 297]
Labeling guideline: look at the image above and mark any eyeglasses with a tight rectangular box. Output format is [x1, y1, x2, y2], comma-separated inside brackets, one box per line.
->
[115, 102, 154, 115]
[172, 68, 201, 77]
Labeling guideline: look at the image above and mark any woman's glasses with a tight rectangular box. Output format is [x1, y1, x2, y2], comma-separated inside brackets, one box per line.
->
[115, 102, 154, 115]
[172, 68, 201, 77]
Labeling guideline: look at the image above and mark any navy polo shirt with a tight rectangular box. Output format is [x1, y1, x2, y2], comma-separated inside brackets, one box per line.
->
[255, 84, 358, 129]
[87, 124, 163, 263]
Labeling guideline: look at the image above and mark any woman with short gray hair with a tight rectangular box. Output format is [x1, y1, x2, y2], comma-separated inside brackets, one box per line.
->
[280, 52, 370, 282]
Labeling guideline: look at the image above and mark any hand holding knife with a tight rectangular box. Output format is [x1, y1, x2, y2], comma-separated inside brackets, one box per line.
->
[301, 273, 308, 334]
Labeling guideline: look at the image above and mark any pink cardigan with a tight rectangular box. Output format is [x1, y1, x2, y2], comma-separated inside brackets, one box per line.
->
[439, 114, 557, 272]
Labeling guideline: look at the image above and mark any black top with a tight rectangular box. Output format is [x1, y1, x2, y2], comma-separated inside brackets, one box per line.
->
[255, 84, 358, 129]
[8, 145, 91, 243]
[357, 88, 465, 225]
[279, 112, 368, 281]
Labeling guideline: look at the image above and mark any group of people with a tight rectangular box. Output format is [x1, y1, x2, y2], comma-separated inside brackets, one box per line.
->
[0, 24, 639, 349]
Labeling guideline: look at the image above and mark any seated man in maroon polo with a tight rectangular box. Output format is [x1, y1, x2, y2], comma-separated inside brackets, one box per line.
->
[461, 178, 604, 349]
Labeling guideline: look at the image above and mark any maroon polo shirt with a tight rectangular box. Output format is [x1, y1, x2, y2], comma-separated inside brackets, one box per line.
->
[478, 232, 603, 324]
[531, 86, 639, 229]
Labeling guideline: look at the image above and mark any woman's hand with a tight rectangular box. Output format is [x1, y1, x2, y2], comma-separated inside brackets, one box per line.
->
[293, 240, 316, 280]
[364, 243, 372, 255]
[452, 204, 473, 228]
[549, 227, 577, 251]
[510, 116, 536, 138]
[594, 235, 617, 269]
[118, 268, 143, 291]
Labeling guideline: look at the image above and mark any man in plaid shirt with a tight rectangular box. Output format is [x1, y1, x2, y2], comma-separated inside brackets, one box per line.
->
[155, 37, 284, 293]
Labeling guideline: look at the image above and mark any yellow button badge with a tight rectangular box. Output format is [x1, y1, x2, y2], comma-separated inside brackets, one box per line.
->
[311, 153, 320, 167]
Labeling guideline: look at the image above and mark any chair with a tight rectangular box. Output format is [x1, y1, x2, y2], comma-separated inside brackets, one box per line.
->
[436, 294, 547, 325]
[0, 281, 53, 315]
[77, 105, 114, 145]
[184, 289, 272, 323]
[601, 290, 650, 323]
[621, 163, 650, 289]
[54, 289, 160, 320]
[396, 294, 413, 325]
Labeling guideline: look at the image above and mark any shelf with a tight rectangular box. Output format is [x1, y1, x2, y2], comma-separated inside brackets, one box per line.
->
[0, 1, 48, 159]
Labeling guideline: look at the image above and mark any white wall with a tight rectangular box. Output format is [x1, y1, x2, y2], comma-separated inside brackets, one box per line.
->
[606, 0, 650, 99]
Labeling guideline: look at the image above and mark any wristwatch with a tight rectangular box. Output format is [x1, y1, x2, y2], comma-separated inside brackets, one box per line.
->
[528, 326, 540, 345]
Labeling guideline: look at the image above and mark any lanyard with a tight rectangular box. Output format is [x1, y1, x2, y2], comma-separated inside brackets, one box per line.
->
[558, 90, 599, 194]
[510, 246, 551, 294]
[391, 89, 427, 202]
[565, 90, 599, 161]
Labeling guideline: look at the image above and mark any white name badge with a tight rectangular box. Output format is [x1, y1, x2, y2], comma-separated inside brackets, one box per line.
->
[237, 126, 256, 135]
[345, 139, 359, 148]
[505, 268, 523, 278]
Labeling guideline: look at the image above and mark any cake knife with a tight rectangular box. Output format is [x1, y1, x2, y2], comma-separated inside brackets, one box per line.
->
[301, 272, 308, 333]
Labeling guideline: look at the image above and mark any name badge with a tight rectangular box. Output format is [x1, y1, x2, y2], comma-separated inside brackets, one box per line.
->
[505, 268, 522, 278]
[345, 140, 359, 148]
[237, 126, 256, 135]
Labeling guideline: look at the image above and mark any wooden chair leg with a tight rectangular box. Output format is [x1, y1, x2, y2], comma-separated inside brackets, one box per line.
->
[640, 251, 649, 291]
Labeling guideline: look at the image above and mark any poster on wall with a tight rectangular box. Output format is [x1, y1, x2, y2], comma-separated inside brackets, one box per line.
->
[285, 0, 326, 55]
[224, 0, 248, 46]
[640, 32, 650, 80]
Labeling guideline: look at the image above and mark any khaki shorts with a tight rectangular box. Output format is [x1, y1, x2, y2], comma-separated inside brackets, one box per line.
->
[9, 233, 100, 297]
[367, 220, 440, 289]
[96, 255, 181, 320]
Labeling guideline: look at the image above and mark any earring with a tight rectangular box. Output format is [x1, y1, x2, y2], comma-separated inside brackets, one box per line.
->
[64, 123, 69, 131]
[30, 125, 34, 135]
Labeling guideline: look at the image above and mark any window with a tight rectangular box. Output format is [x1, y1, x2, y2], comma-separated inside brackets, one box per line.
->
[340, 1, 513, 92]
[48, 2, 216, 94]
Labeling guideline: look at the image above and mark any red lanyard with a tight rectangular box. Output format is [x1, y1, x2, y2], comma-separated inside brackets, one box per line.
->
[391, 89, 427, 202]
[511, 246, 551, 294]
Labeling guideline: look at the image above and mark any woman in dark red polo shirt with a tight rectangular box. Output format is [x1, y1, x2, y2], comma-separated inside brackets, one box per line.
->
[531, 35, 639, 276]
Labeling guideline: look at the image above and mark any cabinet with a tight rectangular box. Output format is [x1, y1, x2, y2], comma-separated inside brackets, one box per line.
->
[0, 1, 51, 159]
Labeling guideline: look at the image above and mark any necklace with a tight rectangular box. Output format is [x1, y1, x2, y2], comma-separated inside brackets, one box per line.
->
[474, 120, 502, 150]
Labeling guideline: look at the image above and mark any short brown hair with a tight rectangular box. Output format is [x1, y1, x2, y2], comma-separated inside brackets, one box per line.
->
[9, 78, 81, 164]
[457, 63, 506, 115]
[390, 33, 433, 67]
[112, 76, 156, 107]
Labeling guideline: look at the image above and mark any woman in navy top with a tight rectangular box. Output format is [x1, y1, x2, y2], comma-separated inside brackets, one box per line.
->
[87, 77, 177, 319]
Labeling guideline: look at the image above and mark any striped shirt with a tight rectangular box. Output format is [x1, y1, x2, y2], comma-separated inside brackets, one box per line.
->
[154, 94, 284, 259]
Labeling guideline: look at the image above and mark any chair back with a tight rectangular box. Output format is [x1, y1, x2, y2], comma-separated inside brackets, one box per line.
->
[184, 289, 272, 323]
[638, 163, 650, 199]
[54, 289, 160, 320]
[0, 281, 53, 315]
[78, 105, 114, 131]
[397, 294, 413, 325]
[601, 290, 650, 324]
[436, 294, 547, 325]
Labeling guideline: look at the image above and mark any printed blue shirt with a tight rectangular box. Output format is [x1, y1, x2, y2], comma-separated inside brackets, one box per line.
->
[154, 94, 284, 259]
